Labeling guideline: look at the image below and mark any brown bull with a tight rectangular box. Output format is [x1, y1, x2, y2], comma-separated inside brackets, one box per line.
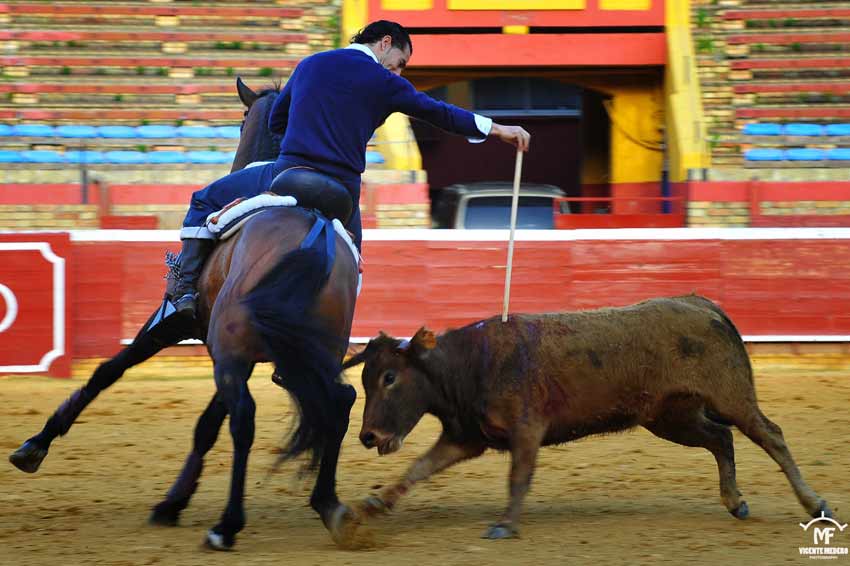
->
[343, 295, 834, 539]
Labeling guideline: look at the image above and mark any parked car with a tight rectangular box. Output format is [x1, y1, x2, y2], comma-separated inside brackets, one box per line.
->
[432, 182, 566, 229]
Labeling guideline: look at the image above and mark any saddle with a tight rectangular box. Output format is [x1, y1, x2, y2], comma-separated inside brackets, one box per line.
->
[206, 166, 354, 241]
[200, 167, 362, 295]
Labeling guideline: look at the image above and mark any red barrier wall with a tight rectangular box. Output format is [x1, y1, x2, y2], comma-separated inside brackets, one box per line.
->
[0, 233, 72, 376]
[3, 229, 850, 374]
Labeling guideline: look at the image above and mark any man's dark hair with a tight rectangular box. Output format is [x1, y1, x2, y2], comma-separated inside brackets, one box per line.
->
[351, 20, 413, 55]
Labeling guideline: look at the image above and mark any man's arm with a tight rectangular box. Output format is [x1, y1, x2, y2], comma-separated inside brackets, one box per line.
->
[388, 76, 530, 151]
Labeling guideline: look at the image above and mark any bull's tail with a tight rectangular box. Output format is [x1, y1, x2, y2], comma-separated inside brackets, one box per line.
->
[242, 216, 344, 469]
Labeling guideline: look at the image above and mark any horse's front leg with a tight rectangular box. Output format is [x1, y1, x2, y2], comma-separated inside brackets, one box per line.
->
[205, 357, 255, 551]
[149, 392, 228, 526]
[9, 324, 177, 473]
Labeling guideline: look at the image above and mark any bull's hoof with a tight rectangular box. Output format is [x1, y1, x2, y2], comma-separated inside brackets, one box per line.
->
[204, 529, 235, 551]
[815, 500, 834, 520]
[482, 523, 517, 540]
[9, 441, 48, 474]
[148, 502, 180, 527]
[328, 504, 373, 550]
[360, 495, 390, 517]
[730, 501, 750, 520]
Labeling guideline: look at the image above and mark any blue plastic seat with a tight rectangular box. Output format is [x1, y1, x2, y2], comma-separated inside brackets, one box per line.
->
[365, 150, 385, 164]
[148, 151, 188, 164]
[187, 150, 230, 164]
[216, 126, 241, 139]
[783, 123, 824, 137]
[11, 124, 56, 137]
[742, 123, 782, 136]
[0, 124, 13, 136]
[744, 148, 784, 161]
[0, 150, 24, 162]
[136, 125, 178, 139]
[785, 148, 826, 161]
[55, 125, 98, 138]
[97, 125, 139, 138]
[104, 150, 148, 164]
[825, 123, 850, 136]
[826, 148, 850, 161]
[65, 150, 106, 164]
[21, 150, 65, 163]
[177, 125, 218, 138]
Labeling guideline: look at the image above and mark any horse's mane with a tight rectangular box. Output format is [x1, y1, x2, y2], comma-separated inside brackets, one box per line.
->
[257, 85, 281, 98]
[239, 84, 284, 167]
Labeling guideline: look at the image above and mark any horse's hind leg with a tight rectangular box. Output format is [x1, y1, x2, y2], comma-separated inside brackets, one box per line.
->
[644, 394, 748, 519]
[205, 357, 255, 551]
[310, 382, 357, 541]
[149, 392, 228, 526]
[9, 326, 175, 473]
[736, 409, 831, 518]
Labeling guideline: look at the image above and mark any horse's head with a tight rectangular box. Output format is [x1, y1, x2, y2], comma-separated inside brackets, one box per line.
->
[231, 77, 282, 173]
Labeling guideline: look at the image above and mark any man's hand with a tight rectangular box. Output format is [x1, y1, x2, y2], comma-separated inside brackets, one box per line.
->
[490, 123, 531, 152]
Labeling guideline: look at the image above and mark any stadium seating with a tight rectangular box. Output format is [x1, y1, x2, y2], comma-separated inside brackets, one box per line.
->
[696, 1, 850, 171]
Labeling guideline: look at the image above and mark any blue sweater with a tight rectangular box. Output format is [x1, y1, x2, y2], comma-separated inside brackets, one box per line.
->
[268, 47, 486, 182]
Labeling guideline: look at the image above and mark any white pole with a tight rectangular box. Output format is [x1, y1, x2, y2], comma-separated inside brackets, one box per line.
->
[502, 149, 524, 323]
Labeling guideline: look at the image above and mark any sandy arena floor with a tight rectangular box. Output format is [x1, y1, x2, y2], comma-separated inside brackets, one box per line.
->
[0, 365, 847, 566]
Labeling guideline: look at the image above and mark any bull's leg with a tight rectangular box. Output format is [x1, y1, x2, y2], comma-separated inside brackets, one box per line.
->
[644, 400, 747, 519]
[149, 393, 228, 526]
[485, 426, 545, 540]
[205, 357, 255, 551]
[9, 324, 178, 473]
[363, 432, 485, 517]
[737, 409, 831, 518]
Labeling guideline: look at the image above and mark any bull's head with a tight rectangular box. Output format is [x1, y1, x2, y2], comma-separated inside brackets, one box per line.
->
[342, 327, 437, 455]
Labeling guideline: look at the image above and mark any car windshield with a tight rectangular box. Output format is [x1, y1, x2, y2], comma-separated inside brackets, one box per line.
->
[463, 196, 555, 229]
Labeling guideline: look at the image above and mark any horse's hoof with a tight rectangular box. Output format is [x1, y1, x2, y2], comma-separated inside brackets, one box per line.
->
[9, 441, 47, 474]
[360, 495, 389, 517]
[815, 500, 834, 519]
[328, 504, 372, 550]
[204, 529, 235, 551]
[148, 504, 180, 527]
[730, 501, 749, 520]
[482, 523, 517, 540]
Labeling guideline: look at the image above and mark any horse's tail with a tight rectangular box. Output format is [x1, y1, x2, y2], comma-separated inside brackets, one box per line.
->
[241, 217, 344, 469]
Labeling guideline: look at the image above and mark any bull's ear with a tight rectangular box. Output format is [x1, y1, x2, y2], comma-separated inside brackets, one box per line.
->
[410, 327, 437, 357]
[342, 347, 370, 370]
[236, 76, 259, 108]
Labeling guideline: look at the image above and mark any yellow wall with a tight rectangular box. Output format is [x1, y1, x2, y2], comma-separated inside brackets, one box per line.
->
[665, 0, 711, 181]
[572, 76, 664, 184]
[606, 87, 664, 183]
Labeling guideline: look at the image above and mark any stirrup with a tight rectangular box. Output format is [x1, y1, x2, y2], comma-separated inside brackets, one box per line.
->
[173, 292, 197, 316]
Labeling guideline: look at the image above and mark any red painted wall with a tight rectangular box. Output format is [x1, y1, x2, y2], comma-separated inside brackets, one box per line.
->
[69, 233, 850, 354]
[3, 230, 850, 374]
[0, 233, 72, 376]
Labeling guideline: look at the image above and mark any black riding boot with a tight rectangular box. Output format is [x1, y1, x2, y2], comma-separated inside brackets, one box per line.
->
[173, 238, 215, 316]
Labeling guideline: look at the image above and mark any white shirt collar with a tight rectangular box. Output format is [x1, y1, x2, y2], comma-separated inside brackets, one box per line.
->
[345, 43, 379, 64]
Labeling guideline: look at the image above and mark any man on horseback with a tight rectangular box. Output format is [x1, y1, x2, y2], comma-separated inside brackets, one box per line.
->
[172, 19, 531, 317]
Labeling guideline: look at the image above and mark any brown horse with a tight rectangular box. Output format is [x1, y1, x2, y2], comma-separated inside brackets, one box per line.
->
[10, 79, 362, 550]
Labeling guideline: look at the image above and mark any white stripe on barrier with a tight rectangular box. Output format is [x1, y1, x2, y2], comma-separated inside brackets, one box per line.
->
[121, 335, 850, 346]
[9, 226, 847, 243]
